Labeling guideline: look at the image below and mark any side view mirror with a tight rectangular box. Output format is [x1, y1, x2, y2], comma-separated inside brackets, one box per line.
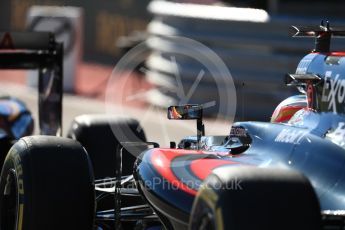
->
[167, 105, 202, 120]
[167, 104, 205, 150]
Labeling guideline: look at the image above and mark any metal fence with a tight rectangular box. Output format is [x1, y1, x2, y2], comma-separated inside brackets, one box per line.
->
[145, 1, 345, 121]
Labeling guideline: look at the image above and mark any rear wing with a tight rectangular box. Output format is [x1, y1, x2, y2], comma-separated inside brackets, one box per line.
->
[0, 32, 54, 50]
[290, 20, 345, 52]
[0, 32, 63, 136]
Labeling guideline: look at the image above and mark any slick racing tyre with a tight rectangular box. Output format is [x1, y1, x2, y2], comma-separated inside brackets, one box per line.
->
[67, 114, 147, 179]
[189, 167, 321, 230]
[0, 136, 95, 230]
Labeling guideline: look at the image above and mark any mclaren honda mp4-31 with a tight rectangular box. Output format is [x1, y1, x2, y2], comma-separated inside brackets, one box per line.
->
[2, 23, 345, 230]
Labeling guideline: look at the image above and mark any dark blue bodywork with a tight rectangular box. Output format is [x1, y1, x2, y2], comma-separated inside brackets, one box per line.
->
[135, 52, 345, 229]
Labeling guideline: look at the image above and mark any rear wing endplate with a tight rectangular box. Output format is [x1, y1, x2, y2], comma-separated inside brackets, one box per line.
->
[0, 32, 63, 136]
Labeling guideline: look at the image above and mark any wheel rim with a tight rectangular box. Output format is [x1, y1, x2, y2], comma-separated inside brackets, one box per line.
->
[1, 169, 18, 230]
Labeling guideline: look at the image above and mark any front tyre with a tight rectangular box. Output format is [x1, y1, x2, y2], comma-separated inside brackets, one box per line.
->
[0, 136, 95, 230]
[190, 167, 321, 230]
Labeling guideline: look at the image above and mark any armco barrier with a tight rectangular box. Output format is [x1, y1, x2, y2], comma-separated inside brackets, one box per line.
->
[145, 1, 345, 121]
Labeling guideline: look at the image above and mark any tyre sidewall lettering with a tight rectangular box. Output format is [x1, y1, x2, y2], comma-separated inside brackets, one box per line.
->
[12, 152, 24, 195]
[11, 149, 25, 230]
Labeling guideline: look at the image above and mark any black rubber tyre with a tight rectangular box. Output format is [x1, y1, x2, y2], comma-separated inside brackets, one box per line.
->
[0, 137, 12, 169]
[0, 136, 95, 230]
[189, 166, 321, 230]
[67, 114, 147, 179]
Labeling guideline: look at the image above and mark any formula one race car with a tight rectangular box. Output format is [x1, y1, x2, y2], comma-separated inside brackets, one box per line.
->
[2, 22, 345, 230]
[0, 32, 146, 230]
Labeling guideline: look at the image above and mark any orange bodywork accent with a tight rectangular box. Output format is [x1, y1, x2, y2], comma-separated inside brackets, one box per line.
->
[150, 148, 236, 195]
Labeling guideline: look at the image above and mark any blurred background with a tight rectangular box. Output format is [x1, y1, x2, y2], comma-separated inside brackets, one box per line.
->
[0, 0, 345, 145]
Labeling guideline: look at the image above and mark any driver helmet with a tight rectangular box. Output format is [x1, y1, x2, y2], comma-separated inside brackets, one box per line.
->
[170, 106, 182, 119]
[271, 95, 307, 123]
[0, 96, 34, 140]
